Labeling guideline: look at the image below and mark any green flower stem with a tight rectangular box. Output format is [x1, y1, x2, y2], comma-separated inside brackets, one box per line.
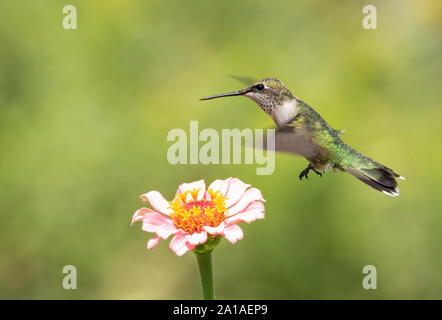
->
[195, 251, 215, 300]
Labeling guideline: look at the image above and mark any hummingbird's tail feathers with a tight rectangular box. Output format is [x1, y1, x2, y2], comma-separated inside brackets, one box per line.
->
[343, 166, 401, 197]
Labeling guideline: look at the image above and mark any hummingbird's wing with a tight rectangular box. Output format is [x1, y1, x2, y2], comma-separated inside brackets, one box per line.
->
[227, 74, 257, 86]
[272, 126, 320, 158]
[254, 125, 320, 159]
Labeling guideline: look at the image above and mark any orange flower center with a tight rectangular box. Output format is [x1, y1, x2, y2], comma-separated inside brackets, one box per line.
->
[169, 189, 227, 234]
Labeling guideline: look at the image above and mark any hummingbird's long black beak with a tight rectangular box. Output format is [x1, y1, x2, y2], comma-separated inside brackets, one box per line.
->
[200, 91, 244, 101]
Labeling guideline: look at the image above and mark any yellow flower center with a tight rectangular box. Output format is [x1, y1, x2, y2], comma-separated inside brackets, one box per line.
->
[169, 189, 227, 234]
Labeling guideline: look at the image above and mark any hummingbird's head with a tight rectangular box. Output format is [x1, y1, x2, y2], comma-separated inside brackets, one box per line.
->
[200, 78, 295, 116]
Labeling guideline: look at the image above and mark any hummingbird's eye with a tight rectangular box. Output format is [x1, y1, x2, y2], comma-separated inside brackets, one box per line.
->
[255, 84, 265, 91]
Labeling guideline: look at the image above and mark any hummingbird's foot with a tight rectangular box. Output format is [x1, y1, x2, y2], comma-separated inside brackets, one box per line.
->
[299, 164, 322, 181]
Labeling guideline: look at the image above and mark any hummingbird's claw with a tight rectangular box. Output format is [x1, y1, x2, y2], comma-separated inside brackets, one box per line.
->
[299, 167, 309, 180]
[299, 164, 322, 181]
[312, 168, 323, 177]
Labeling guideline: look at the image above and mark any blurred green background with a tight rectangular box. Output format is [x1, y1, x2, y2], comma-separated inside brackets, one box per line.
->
[0, 0, 441, 299]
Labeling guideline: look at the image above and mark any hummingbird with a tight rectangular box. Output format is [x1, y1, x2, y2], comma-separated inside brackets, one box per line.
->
[200, 78, 405, 196]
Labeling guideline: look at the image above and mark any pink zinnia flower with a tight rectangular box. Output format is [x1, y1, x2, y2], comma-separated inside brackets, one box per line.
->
[131, 178, 265, 256]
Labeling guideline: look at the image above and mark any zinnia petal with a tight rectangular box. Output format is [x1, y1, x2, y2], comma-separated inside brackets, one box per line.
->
[208, 177, 231, 196]
[131, 207, 156, 226]
[169, 232, 192, 256]
[203, 222, 225, 235]
[142, 212, 178, 239]
[186, 242, 196, 251]
[156, 223, 179, 240]
[222, 224, 244, 244]
[226, 201, 265, 225]
[224, 178, 251, 208]
[140, 191, 173, 215]
[147, 236, 160, 250]
[177, 180, 206, 200]
[186, 231, 208, 246]
[227, 188, 265, 216]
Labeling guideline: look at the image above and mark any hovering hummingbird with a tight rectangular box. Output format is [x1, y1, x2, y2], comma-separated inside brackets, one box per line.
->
[200, 78, 405, 196]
